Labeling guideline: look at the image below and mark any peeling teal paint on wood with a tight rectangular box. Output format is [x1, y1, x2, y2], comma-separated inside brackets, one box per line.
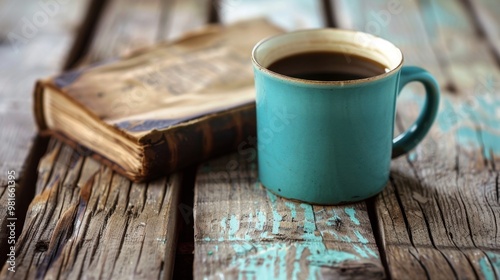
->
[408, 151, 417, 162]
[480, 256, 496, 280]
[479, 130, 500, 159]
[220, 217, 227, 231]
[266, 189, 278, 203]
[344, 208, 360, 225]
[460, 95, 500, 159]
[266, 190, 283, 235]
[233, 242, 254, 255]
[229, 215, 240, 240]
[217, 216, 228, 242]
[486, 251, 500, 266]
[326, 209, 341, 228]
[272, 211, 283, 235]
[354, 230, 368, 244]
[305, 244, 359, 267]
[422, 93, 500, 159]
[204, 202, 381, 279]
[363, 245, 378, 258]
[436, 95, 500, 159]
[285, 202, 297, 220]
[245, 213, 253, 241]
[459, 124, 482, 149]
[341, 236, 352, 242]
[353, 245, 369, 258]
[229, 242, 361, 280]
[256, 211, 266, 231]
[300, 204, 320, 241]
[230, 243, 288, 280]
[483, 252, 500, 279]
[436, 98, 455, 133]
[200, 176, 380, 279]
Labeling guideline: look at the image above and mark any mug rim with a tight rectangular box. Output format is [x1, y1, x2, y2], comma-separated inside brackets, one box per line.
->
[251, 28, 404, 86]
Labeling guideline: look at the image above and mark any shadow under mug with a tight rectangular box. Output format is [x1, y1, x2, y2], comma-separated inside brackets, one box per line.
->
[252, 29, 440, 205]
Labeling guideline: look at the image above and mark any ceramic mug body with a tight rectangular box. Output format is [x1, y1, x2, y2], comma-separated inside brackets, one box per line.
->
[252, 29, 439, 205]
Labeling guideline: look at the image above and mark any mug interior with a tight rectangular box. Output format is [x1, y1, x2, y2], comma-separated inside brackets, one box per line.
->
[252, 29, 403, 83]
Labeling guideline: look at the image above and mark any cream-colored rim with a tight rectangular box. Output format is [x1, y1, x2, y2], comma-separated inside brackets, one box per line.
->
[252, 28, 404, 86]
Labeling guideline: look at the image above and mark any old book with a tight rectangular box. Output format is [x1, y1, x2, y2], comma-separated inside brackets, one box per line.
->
[34, 19, 282, 182]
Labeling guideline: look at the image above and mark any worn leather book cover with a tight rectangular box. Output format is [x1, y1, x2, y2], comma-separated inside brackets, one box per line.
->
[33, 19, 283, 182]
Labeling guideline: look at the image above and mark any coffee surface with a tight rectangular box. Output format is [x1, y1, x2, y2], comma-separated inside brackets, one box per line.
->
[267, 51, 388, 81]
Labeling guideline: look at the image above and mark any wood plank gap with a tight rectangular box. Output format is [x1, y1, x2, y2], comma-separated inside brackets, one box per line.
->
[388, 174, 415, 247]
[63, 0, 110, 69]
[208, 0, 220, 24]
[157, 0, 175, 42]
[321, 0, 336, 27]
[458, 0, 500, 67]
[457, 0, 487, 37]
[172, 166, 197, 280]
[496, 173, 499, 204]
[0, 136, 49, 266]
[366, 197, 392, 280]
[408, 249, 431, 279]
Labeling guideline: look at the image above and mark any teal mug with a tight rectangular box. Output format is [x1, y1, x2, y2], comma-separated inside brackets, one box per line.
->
[252, 29, 440, 205]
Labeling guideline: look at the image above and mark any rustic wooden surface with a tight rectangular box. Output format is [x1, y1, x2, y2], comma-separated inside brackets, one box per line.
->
[0, 0, 93, 266]
[0, 0, 208, 278]
[1, 0, 500, 279]
[334, 0, 500, 279]
[194, 154, 385, 279]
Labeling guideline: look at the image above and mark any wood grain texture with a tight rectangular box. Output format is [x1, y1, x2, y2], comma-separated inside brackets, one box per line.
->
[0, 140, 182, 279]
[0, 0, 211, 278]
[0, 0, 92, 267]
[335, 0, 500, 278]
[194, 154, 384, 279]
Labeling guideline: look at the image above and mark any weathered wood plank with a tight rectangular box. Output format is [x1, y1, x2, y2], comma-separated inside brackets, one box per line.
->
[0, 0, 90, 178]
[0, 139, 183, 279]
[467, 0, 500, 62]
[0, 0, 211, 278]
[218, 0, 323, 30]
[0, 0, 92, 268]
[159, 0, 211, 41]
[83, 0, 164, 63]
[335, 0, 500, 278]
[164, 2, 213, 278]
[194, 154, 384, 279]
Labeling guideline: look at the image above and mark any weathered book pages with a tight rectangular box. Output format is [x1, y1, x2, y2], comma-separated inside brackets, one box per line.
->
[34, 19, 283, 181]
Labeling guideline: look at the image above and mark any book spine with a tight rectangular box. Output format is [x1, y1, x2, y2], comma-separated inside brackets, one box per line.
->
[33, 80, 49, 131]
[141, 104, 256, 180]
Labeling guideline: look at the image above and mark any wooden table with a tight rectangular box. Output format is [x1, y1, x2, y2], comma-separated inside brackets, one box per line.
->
[1, 0, 499, 279]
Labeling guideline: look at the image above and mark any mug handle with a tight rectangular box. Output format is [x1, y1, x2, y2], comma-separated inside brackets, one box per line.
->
[392, 66, 440, 158]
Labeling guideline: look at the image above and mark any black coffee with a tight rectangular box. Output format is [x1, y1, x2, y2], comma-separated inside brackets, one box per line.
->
[267, 51, 388, 81]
